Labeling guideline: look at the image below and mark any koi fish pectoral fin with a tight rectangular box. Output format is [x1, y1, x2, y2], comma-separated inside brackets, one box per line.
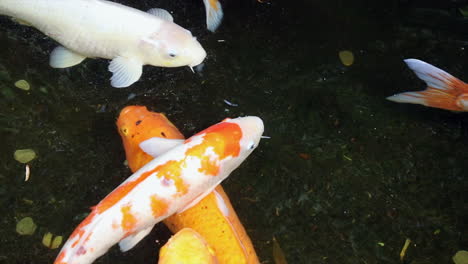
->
[139, 138, 184, 158]
[49, 46, 86, 68]
[147, 8, 174, 22]
[203, 0, 223, 32]
[108, 56, 143, 88]
[118, 226, 154, 252]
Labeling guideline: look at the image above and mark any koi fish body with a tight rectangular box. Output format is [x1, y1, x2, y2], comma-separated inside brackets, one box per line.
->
[117, 106, 261, 264]
[0, 0, 206, 88]
[55, 116, 264, 264]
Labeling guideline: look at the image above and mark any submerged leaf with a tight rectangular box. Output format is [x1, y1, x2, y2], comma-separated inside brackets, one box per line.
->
[16, 217, 37, 235]
[14, 149, 36, 163]
[453, 251, 468, 264]
[42, 232, 53, 247]
[339, 50, 354, 66]
[51, 236, 63, 249]
[14, 80, 30, 90]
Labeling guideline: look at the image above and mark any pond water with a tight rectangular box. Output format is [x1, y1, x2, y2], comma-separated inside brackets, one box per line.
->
[0, 0, 467, 263]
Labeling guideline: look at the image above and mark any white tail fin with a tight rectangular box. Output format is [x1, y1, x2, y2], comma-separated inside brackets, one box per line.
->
[404, 59, 456, 91]
[203, 0, 223, 32]
[387, 59, 468, 111]
[386, 91, 428, 105]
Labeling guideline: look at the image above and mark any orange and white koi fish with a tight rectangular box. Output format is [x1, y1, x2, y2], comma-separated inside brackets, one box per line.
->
[387, 59, 468, 111]
[0, 0, 206, 88]
[54, 116, 264, 264]
[117, 106, 260, 264]
[202, 0, 223, 32]
[158, 228, 218, 264]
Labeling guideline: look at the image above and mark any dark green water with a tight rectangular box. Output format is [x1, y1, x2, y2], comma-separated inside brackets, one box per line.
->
[0, 0, 467, 263]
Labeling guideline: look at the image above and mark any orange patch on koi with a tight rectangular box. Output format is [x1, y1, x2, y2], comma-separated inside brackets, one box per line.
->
[153, 160, 189, 196]
[55, 251, 66, 264]
[185, 122, 242, 176]
[209, 0, 219, 11]
[121, 205, 137, 232]
[69, 211, 97, 247]
[192, 122, 242, 159]
[150, 195, 170, 218]
[95, 158, 191, 215]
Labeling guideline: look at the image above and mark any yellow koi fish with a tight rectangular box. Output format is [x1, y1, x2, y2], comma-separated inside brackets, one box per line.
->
[54, 114, 263, 264]
[0, 0, 206, 87]
[117, 106, 261, 264]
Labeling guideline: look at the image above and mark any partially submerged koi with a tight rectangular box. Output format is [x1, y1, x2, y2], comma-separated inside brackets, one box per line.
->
[158, 228, 218, 264]
[54, 115, 264, 264]
[387, 59, 468, 111]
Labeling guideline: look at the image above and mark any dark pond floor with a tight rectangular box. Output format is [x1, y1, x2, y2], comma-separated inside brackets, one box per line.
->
[0, 0, 467, 263]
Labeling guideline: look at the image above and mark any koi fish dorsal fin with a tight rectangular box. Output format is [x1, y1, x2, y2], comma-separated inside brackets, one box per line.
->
[404, 59, 467, 92]
[147, 8, 173, 22]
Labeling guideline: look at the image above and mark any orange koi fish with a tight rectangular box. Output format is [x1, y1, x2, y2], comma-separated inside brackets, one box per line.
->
[54, 114, 264, 264]
[387, 59, 468, 111]
[202, 0, 223, 32]
[117, 106, 260, 264]
[158, 228, 218, 264]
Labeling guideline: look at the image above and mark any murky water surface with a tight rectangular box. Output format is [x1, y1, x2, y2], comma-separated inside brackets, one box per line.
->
[0, 1, 467, 263]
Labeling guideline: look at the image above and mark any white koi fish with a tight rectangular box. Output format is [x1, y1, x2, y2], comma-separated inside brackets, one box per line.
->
[54, 116, 264, 264]
[0, 0, 207, 88]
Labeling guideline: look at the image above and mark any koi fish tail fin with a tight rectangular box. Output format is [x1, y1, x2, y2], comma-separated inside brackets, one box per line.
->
[203, 0, 223, 32]
[387, 59, 468, 111]
[386, 89, 459, 110]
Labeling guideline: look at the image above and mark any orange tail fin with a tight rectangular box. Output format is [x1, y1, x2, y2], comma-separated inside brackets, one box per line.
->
[387, 59, 468, 111]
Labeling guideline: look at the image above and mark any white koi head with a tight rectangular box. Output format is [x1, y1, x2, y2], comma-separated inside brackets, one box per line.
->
[140, 22, 206, 69]
[226, 116, 264, 169]
[188, 116, 264, 177]
[227, 116, 264, 157]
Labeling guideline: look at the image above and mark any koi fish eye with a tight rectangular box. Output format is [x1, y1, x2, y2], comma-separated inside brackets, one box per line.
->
[168, 52, 177, 58]
[247, 141, 256, 150]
